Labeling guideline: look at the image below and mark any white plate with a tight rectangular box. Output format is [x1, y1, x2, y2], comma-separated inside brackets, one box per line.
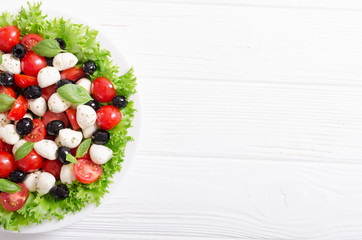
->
[0, 7, 141, 235]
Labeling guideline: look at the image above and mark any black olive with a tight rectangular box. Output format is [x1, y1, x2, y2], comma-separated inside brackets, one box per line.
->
[45, 57, 54, 66]
[92, 129, 110, 145]
[11, 44, 26, 59]
[9, 170, 26, 183]
[85, 100, 100, 111]
[112, 95, 128, 109]
[23, 85, 42, 99]
[82, 60, 96, 75]
[57, 146, 71, 164]
[46, 120, 65, 136]
[50, 184, 69, 200]
[55, 38, 66, 50]
[0, 72, 14, 87]
[16, 118, 33, 135]
[56, 79, 73, 88]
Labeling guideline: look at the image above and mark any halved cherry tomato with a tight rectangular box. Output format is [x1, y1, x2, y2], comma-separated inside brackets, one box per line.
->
[15, 149, 44, 173]
[41, 84, 57, 101]
[7, 95, 27, 121]
[1, 183, 28, 211]
[20, 33, 44, 52]
[14, 74, 38, 88]
[91, 77, 116, 102]
[42, 159, 62, 180]
[60, 67, 86, 81]
[21, 52, 47, 77]
[24, 119, 46, 142]
[65, 109, 79, 130]
[0, 140, 12, 153]
[73, 158, 103, 184]
[71, 145, 91, 160]
[0, 151, 16, 178]
[0, 25, 20, 52]
[0, 86, 16, 98]
[96, 105, 122, 130]
[42, 111, 69, 128]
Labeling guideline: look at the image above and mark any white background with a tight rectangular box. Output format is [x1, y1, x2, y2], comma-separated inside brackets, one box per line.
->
[3, 0, 362, 239]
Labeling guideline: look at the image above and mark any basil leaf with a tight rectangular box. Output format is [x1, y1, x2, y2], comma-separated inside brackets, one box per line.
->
[14, 142, 34, 161]
[57, 84, 93, 105]
[32, 39, 63, 57]
[66, 154, 78, 164]
[0, 179, 21, 193]
[0, 51, 2, 65]
[76, 139, 92, 158]
[0, 93, 15, 112]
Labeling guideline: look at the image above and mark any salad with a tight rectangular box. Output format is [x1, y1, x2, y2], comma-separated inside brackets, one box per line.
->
[0, 2, 136, 231]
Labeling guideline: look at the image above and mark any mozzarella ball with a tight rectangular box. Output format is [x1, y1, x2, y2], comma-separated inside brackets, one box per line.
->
[82, 123, 98, 139]
[0, 124, 20, 144]
[23, 171, 41, 192]
[37, 66, 61, 88]
[0, 112, 10, 127]
[60, 164, 77, 184]
[59, 128, 83, 149]
[0, 54, 21, 74]
[14, 113, 33, 125]
[53, 53, 78, 71]
[36, 172, 56, 195]
[48, 93, 71, 113]
[54, 135, 62, 147]
[34, 140, 58, 160]
[76, 105, 97, 129]
[76, 78, 91, 93]
[28, 97, 47, 117]
[89, 144, 113, 164]
[12, 139, 27, 155]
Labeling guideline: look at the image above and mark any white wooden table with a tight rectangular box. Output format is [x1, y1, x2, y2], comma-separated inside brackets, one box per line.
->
[4, 0, 362, 239]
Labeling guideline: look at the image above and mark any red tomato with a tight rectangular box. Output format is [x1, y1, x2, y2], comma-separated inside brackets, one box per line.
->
[0, 26, 20, 52]
[24, 119, 46, 142]
[71, 146, 91, 160]
[14, 74, 38, 88]
[0, 140, 12, 153]
[7, 95, 27, 121]
[0, 151, 16, 178]
[21, 52, 47, 77]
[60, 67, 86, 81]
[41, 84, 57, 101]
[20, 33, 44, 52]
[91, 77, 116, 102]
[1, 183, 28, 211]
[0, 86, 16, 98]
[42, 111, 69, 128]
[42, 159, 62, 180]
[73, 158, 103, 184]
[96, 105, 122, 130]
[15, 150, 44, 173]
[65, 109, 79, 130]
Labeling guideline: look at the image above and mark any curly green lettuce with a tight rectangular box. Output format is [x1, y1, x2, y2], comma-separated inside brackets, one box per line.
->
[0, 2, 136, 231]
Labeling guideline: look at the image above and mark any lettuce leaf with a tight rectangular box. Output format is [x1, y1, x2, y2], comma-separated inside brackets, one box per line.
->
[0, 2, 136, 231]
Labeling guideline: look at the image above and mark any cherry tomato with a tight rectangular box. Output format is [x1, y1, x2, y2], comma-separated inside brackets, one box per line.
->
[73, 158, 103, 184]
[0, 151, 16, 178]
[42, 159, 62, 180]
[15, 150, 44, 173]
[96, 105, 122, 130]
[7, 95, 27, 121]
[24, 119, 46, 142]
[91, 77, 116, 102]
[0, 140, 12, 153]
[41, 84, 57, 101]
[60, 67, 86, 81]
[65, 109, 79, 130]
[14, 74, 38, 88]
[71, 145, 91, 160]
[0, 26, 20, 52]
[0, 85, 16, 98]
[21, 52, 47, 77]
[42, 111, 69, 128]
[1, 183, 28, 211]
[20, 33, 44, 52]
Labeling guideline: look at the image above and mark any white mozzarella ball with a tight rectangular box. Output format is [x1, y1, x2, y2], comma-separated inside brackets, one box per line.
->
[60, 164, 77, 184]
[12, 139, 27, 155]
[59, 128, 83, 148]
[0, 112, 10, 127]
[48, 93, 71, 113]
[54, 135, 62, 147]
[89, 144, 113, 164]
[82, 123, 98, 139]
[76, 105, 97, 129]
[53, 53, 78, 71]
[14, 113, 33, 125]
[0, 124, 20, 144]
[36, 172, 56, 195]
[28, 97, 47, 117]
[37, 66, 61, 88]
[23, 171, 41, 192]
[34, 140, 58, 160]
[76, 78, 91, 93]
[0, 54, 21, 74]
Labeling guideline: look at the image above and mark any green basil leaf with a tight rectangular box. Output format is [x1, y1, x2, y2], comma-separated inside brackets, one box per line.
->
[0, 179, 21, 193]
[76, 139, 92, 158]
[0, 93, 15, 112]
[14, 142, 34, 161]
[0, 51, 2, 65]
[66, 153, 78, 164]
[32, 39, 64, 57]
[57, 84, 93, 105]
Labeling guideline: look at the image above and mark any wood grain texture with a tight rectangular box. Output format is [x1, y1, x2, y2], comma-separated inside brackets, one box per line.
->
[3, 0, 362, 239]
